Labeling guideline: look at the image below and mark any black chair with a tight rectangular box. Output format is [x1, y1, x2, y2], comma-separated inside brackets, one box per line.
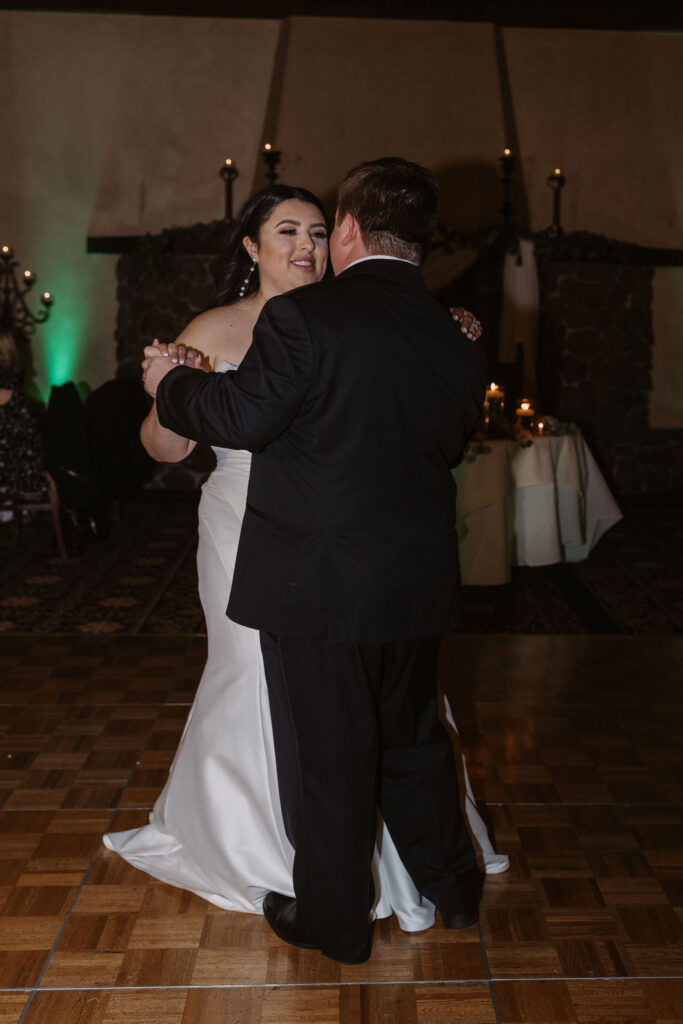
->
[1, 472, 67, 561]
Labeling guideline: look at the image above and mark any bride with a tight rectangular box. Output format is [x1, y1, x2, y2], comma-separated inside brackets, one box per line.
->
[104, 184, 507, 931]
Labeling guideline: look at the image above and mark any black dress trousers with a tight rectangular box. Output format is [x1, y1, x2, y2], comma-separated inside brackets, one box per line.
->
[260, 632, 479, 960]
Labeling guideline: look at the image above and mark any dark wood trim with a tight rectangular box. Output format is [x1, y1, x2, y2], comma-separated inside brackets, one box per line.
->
[87, 236, 142, 254]
[532, 231, 683, 268]
[637, 248, 683, 267]
[4, 0, 683, 30]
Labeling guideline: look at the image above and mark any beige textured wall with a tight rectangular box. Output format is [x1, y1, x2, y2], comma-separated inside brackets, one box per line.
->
[87, 16, 282, 235]
[272, 18, 505, 229]
[1, 12, 281, 396]
[503, 28, 683, 246]
[1, 11, 681, 422]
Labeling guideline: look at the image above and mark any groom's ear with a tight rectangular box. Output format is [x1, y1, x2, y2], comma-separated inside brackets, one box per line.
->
[339, 212, 359, 247]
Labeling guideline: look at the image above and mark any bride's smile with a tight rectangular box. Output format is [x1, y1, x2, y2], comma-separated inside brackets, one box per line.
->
[243, 198, 329, 300]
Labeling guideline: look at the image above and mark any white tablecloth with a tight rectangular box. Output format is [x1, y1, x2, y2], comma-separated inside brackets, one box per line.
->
[453, 432, 622, 586]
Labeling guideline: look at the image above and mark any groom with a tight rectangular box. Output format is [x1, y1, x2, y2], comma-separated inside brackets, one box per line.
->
[144, 157, 487, 964]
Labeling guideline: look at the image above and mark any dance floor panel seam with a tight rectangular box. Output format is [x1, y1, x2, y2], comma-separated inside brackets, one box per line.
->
[9, 979, 683, 1024]
[5, 971, 683, 991]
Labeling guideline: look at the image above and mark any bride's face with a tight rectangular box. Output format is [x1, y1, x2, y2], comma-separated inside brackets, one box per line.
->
[244, 199, 328, 298]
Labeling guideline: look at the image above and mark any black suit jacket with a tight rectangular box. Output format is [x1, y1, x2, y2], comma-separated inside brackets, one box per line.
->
[156, 258, 486, 642]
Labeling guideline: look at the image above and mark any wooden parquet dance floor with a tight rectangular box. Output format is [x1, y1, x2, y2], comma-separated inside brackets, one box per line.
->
[0, 633, 680, 1023]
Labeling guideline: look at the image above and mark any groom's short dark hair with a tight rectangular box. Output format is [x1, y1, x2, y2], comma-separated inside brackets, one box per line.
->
[336, 157, 439, 264]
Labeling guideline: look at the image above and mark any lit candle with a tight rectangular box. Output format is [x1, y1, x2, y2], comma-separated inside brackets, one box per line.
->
[41, 291, 53, 305]
[23, 269, 34, 283]
[536, 420, 545, 435]
[1, 245, 10, 255]
[486, 381, 503, 400]
[264, 143, 272, 152]
[224, 157, 233, 167]
[515, 398, 534, 418]
[504, 148, 511, 157]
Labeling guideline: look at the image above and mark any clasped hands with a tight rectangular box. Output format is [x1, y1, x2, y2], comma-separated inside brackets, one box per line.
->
[142, 339, 205, 397]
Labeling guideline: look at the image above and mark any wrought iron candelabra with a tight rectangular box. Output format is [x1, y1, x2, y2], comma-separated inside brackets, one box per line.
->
[498, 148, 521, 255]
[262, 143, 282, 185]
[499, 148, 516, 225]
[546, 168, 566, 237]
[216, 146, 282, 213]
[0, 245, 53, 335]
[219, 158, 239, 220]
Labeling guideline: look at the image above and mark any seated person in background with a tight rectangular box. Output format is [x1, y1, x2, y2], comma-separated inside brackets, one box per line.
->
[0, 329, 47, 507]
[86, 377, 155, 501]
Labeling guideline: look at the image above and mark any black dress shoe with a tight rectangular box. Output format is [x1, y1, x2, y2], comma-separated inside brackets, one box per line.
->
[263, 891, 372, 965]
[441, 907, 479, 930]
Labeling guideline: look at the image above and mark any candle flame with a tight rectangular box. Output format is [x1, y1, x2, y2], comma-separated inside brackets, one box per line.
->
[554, 168, 561, 175]
[489, 382, 498, 391]
[521, 401, 530, 410]
[264, 143, 272, 151]
[1, 246, 9, 254]
[225, 158, 232, 166]
[504, 148, 511, 156]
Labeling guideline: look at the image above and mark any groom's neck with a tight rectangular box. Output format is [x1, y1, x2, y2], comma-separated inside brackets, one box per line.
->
[331, 240, 370, 276]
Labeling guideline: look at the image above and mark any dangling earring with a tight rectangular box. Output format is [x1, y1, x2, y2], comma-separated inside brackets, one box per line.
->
[238, 259, 257, 298]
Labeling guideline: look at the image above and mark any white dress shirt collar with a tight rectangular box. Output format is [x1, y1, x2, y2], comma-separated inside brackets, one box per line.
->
[344, 255, 418, 271]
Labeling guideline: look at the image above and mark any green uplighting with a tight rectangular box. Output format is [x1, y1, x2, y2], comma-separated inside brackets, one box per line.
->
[43, 311, 86, 393]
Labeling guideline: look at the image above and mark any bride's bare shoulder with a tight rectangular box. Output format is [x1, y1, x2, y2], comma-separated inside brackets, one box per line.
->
[174, 305, 251, 365]
[177, 306, 233, 341]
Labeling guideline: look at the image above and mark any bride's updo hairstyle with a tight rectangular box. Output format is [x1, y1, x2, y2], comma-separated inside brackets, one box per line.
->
[336, 157, 439, 265]
[217, 184, 329, 306]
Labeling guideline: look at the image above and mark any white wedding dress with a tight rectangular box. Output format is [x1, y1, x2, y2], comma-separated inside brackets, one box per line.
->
[104, 362, 506, 930]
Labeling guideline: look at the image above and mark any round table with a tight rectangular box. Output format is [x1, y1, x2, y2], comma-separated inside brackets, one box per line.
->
[453, 431, 622, 586]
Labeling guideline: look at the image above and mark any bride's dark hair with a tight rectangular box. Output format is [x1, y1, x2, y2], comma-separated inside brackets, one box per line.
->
[217, 184, 329, 306]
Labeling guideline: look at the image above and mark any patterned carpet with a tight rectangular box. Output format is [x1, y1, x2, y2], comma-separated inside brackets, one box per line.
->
[0, 496, 681, 635]
[0, 498, 202, 636]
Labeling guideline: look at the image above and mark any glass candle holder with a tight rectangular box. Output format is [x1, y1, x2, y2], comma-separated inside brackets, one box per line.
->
[515, 398, 535, 432]
[484, 382, 505, 435]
